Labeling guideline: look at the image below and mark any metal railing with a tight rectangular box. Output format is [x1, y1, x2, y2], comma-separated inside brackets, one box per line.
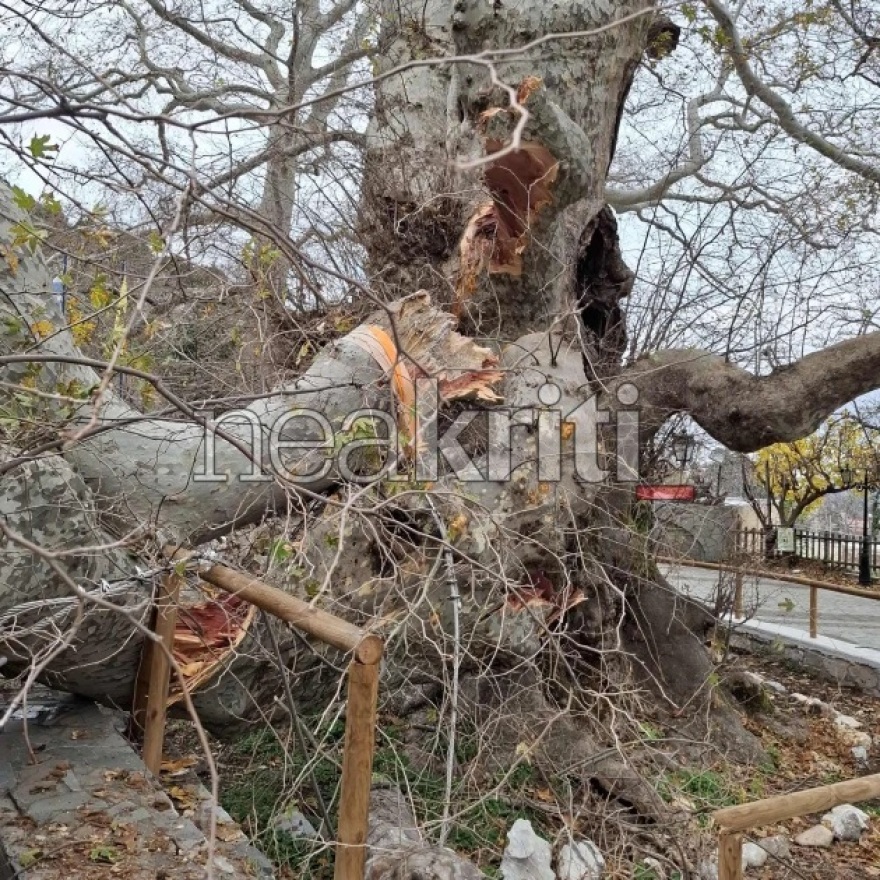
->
[736, 526, 880, 573]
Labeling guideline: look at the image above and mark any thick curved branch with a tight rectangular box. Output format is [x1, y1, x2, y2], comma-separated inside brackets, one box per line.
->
[705, 0, 880, 185]
[617, 332, 880, 451]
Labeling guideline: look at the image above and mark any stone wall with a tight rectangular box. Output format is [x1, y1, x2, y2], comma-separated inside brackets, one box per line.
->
[729, 622, 880, 699]
[651, 502, 741, 563]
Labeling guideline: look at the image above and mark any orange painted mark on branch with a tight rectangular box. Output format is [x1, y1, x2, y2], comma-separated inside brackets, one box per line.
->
[348, 324, 418, 443]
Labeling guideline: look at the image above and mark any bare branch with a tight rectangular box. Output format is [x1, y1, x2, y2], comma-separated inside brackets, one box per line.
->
[705, 0, 880, 184]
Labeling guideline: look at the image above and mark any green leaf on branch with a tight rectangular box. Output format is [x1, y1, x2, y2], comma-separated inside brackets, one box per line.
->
[11, 185, 36, 212]
[28, 134, 59, 159]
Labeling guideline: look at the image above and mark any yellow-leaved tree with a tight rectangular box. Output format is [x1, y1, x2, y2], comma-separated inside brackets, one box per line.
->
[744, 413, 880, 528]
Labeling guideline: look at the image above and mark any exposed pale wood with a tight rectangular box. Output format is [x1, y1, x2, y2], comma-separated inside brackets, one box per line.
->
[657, 556, 880, 601]
[200, 562, 384, 665]
[713, 772, 880, 832]
[161, 548, 385, 876]
[335, 659, 380, 880]
[809, 585, 818, 638]
[140, 571, 182, 775]
[718, 830, 743, 880]
[165, 548, 383, 665]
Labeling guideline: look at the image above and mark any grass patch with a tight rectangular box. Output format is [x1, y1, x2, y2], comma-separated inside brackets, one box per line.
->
[659, 767, 742, 819]
[217, 718, 550, 878]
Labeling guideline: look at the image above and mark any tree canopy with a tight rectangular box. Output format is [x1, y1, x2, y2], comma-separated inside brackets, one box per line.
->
[747, 413, 880, 526]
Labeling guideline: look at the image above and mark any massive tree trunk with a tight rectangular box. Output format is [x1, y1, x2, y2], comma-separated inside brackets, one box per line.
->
[362, 0, 658, 351]
[6, 2, 880, 875]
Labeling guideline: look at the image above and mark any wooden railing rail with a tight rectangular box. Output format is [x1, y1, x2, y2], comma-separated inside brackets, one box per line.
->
[132, 550, 384, 880]
[657, 555, 880, 639]
[712, 772, 880, 879]
[656, 556, 880, 601]
[195, 559, 384, 665]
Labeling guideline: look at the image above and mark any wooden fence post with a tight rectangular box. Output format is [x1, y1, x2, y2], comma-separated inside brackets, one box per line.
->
[160, 549, 386, 877]
[132, 570, 182, 775]
[809, 586, 818, 639]
[335, 658, 381, 880]
[733, 569, 744, 618]
[718, 830, 743, 880]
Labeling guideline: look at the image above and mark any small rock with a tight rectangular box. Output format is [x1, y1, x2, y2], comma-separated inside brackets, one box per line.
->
[794, 824, 833, 847]
[210, 855, 236, 875]
[763, 679, 787, 694]
[852, 745, 870, 769]
[757, 835, 790, 859]
[833, 713, 863, 731]
[640, 857, 665, 878]
[697, 857, 718, 880]
[741, 842, 768, 869]
[272, 808, 318, 839]
[195, 800, 236, 832]
[791, 694, 829, 716]
[501, 819, 554, 880]
[843, 730, 873, 750]
[823, 804, 870, 841]
[557, 839, 604, 880]
[808, 701, 829, 717]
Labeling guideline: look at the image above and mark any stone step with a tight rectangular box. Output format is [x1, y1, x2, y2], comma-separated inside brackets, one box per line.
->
[0, 690, 273, 880]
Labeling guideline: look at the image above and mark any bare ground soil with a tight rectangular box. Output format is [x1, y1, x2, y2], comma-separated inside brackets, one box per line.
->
[155, 646, 880, 879]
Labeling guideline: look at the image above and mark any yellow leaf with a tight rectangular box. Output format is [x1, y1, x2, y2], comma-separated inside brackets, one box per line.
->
[168, 784, 198, 810]
[160, 756, 199, 776]
[31, 319, 53, 339]
[216, 824, 244, 842]
[1, 245, 19, 275]
[514, 741, 533, 765]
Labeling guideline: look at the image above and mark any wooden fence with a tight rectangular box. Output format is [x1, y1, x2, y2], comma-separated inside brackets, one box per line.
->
[131, 551, 383, 880]
[713, 772, 880, 879]
[659, 556, 880, 877]
[736, 526, 880, 573]
[658, 555, 880, 638]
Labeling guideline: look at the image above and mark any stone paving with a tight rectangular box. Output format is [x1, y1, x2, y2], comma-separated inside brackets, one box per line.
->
[0, 690, 273, 879]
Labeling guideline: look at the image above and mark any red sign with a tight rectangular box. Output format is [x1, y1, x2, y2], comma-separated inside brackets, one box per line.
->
[636, 484, 696, 502]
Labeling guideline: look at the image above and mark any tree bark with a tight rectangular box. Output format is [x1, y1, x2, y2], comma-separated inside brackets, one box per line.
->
[362, 0, 653, 351]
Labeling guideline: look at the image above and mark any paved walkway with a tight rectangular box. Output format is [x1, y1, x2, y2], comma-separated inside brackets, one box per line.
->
[659, 563, 880, 646]
[0, 688, 273, 879]
[660, 563, 880, 696]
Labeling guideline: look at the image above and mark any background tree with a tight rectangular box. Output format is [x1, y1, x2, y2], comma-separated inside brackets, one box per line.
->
[743, 413, 880, 527]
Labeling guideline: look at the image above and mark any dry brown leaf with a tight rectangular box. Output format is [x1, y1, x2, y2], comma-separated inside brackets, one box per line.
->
[516, 76, 543, 103]
[215, 824, 245, 842]
[167, 785, 198, 811]
[160, 756, 199, 776]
